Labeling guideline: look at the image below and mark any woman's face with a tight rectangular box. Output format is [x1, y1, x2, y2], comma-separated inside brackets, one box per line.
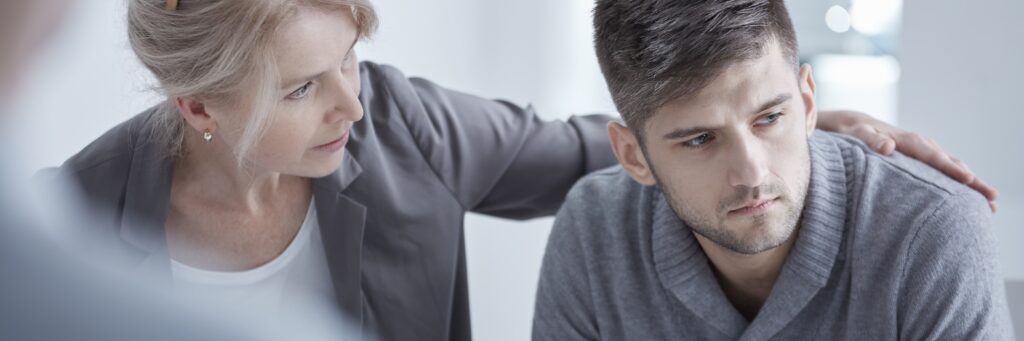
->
[209, 6, 364, 178]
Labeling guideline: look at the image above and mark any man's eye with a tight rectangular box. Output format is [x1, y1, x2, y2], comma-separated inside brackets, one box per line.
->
[288, 82, 313, 100]
[756, 112, 784, 126]
[683, 133, 714, 148]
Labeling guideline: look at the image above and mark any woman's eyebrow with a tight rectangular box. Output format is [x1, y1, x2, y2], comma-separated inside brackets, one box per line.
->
[280, 37, 359, 90]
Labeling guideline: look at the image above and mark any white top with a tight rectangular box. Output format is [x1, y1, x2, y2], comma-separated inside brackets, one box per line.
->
[170, 200, 343, 333]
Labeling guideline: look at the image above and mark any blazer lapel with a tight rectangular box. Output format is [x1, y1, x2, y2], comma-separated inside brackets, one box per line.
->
[312, 150, 367, 337]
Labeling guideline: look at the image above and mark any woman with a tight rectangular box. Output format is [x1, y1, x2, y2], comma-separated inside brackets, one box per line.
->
[52, 0, 996, 340]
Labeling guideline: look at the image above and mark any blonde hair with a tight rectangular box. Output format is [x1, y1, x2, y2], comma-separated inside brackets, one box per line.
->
[128, 0, 377, 162]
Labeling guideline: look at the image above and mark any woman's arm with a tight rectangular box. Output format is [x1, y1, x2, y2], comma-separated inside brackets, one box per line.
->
[371, 63, 997, 217]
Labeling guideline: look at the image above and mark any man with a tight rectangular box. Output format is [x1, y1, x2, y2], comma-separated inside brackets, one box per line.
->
[533, 0, 1013, 339]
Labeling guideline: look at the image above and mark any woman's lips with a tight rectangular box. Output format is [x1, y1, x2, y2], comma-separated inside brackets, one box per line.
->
[313, 130, 349, 152]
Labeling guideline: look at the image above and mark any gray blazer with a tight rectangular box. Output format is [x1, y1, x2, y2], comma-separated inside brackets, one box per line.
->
[52, 62, 616, 340]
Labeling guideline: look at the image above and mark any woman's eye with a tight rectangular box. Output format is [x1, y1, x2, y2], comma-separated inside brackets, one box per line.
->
[756, 112, 783, 126]
[288, 82, 313, 100]
[683, 133, 714, 148]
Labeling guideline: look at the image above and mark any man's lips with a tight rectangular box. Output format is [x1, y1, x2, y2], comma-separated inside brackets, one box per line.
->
[728, 197, 777, 216]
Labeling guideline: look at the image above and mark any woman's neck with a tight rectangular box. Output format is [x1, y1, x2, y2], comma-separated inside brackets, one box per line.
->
[175, 129, 305, 214]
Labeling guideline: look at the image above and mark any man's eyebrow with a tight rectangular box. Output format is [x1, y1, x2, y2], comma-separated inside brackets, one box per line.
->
[662, 125, 720, 140]
[755, 93, 792, 114]
[280, 37, 359, 90]
[660, 94, 793, 141]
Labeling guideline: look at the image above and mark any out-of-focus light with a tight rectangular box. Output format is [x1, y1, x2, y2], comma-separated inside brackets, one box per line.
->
[825, 5, 852, 33]
[812, 54, 901, 124]
[815, 54, 900, 85]
[850, 0, 902, 35]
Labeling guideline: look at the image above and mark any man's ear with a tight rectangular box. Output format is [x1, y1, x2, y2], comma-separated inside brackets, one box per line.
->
[798, 64, 818, 138]
[608, 121, 657, 186]
[173, 96, 218, 134]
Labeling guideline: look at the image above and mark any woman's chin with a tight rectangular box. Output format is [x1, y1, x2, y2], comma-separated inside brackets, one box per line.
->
[302, 152, 346, 178]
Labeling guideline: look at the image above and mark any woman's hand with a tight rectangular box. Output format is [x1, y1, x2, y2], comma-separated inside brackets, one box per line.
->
[818, 110, 998, 212]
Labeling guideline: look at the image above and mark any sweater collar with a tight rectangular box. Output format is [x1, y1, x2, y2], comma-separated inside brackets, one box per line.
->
[651, 131, 849, 339]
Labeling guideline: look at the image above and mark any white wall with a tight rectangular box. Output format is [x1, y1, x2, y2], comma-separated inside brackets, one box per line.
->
[10, 0, 160, 176]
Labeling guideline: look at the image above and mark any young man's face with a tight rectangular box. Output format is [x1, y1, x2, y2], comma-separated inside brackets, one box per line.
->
[612, 40, 818, 255]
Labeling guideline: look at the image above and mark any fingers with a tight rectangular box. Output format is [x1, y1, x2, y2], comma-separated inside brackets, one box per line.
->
[819, 110, 999, 213]
[950, 156, 998, 211]
[891, 135, 999, 212]
[939, 155, 976, 184]
[876, 139, 896, 156]
[964, 175, 1000, 210]
[949, 156, 974, 180]
[847, 123, 896, 155]
[891, 132, 972, 182]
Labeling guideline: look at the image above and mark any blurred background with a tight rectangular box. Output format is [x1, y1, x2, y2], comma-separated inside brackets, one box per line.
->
[7, 0, 1021, 339]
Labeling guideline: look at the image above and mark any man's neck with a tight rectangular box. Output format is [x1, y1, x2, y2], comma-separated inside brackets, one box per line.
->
[693, 229, 799, 320]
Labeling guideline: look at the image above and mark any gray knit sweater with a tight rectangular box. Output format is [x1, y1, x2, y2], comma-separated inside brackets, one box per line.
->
[533, 131, 1013, 340]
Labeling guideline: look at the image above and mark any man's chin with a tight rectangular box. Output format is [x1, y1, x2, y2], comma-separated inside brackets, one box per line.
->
[696, 221, 795, 255]
[725, 238, 788, 255]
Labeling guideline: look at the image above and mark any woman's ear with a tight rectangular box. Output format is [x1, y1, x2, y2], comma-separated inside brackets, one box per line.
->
[798, 64, 818, 138]
[173, 96, 218, 134]
[608, 121, 657, 186]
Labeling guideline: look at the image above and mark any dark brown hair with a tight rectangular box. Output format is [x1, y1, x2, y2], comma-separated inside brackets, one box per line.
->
[593, 0, 798, 140]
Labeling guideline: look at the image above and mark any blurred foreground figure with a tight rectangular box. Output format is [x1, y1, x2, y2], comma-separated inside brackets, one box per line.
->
[0, 2, 355, 340]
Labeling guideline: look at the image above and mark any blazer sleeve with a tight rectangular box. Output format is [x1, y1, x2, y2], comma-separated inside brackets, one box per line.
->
[365, 62, 617, 219]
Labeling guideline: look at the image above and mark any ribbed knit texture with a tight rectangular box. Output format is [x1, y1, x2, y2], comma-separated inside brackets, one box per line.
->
[533, 131, 1013, 340]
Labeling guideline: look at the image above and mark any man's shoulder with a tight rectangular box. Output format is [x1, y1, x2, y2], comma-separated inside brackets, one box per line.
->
[818, 131, 1011, 338]
[814, 131, 989, 221]
[552, 165, 654, 250]
[814, 131, 994, 274]
[563, 165, 648, 219]
[808, 133, 1009, 338]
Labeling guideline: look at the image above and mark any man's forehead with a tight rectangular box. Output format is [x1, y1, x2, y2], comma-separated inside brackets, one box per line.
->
[652, 49, 798, 124]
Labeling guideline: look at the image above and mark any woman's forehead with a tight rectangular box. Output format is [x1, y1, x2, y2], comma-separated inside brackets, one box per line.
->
[274, 7, 358, 83]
